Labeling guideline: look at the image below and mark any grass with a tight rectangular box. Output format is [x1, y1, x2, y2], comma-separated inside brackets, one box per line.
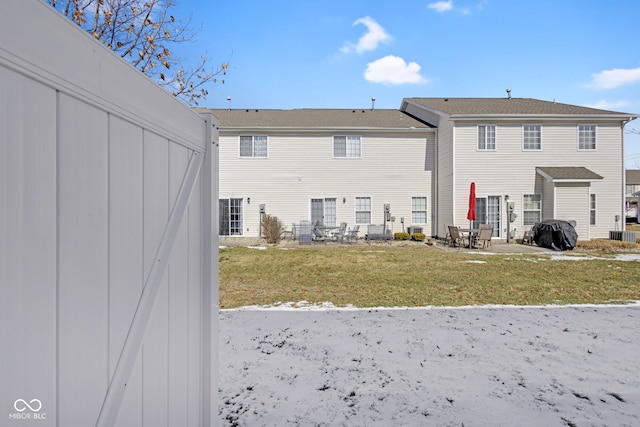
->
[219, 242, 640, 309]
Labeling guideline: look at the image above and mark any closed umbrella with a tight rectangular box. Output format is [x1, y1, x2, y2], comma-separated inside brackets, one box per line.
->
[467, 182, 476, 247]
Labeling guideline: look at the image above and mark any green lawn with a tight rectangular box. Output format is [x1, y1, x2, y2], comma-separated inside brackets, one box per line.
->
[219, 245, 640, 308]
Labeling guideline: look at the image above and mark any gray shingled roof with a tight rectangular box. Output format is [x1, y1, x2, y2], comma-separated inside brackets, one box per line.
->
[199, 108, 433, 129]
[404, 98, 637, 117]
[537, 167, 603, 181]
[626, 169, 640, 184]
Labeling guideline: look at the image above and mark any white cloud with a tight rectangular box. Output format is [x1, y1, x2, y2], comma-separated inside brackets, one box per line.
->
[364, 55, 428, 85]
[586, 67, 640, 89]
[585, 100, 631, 110]
[427, 1, 453, 13]
[340, 16, 391, 54]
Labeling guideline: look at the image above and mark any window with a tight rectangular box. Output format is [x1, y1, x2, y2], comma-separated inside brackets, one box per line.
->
[219, 198, 243, 235]
[355, 197, 371, 224]
[578, 125, 596, 150]
[311, 198, 336, 226]
[523, 125, 541, 150]
[523, 194, 542, 226]
[411, 197, 427, 224]
[239, 135, 268, 157]
[477, 125, 496, 150]
[590, 194, 596, 225]
[333, 136, 361, 158]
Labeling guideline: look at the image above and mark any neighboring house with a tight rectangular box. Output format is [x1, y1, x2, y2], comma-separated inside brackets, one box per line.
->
[626, 169, 640, 222]
[204, 97, 637, 241]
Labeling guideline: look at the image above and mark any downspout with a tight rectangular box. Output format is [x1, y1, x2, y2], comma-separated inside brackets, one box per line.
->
[622, 118, 630, 232]
[433, 128, 438, 238]
[452, 123, 456, 230]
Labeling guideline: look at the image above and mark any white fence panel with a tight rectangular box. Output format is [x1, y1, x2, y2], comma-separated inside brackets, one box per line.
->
[0, 1, 218, 426]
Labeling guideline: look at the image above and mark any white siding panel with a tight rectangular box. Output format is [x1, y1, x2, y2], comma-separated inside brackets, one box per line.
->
[168, 144, 191, 425]
[451, 121, 625, 239]
[57, 93, 109, 426]
[0, 67, 58, 425]
[142, 131, 170, 427]
[108, 116, 144, 426]
[438, 121, 454, 232]
[187, 156, 203, 426]
[219, 131, 434, 237]
[556, 184, 590, 238]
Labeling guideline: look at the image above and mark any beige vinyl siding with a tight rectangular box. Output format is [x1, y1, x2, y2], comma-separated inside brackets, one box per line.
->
[542, 175, 555, 220]
[451, 121, 624, 239]
[437, 120, 454, 237]
[219, 131, 435, 237]
[554, 183, 591, 238]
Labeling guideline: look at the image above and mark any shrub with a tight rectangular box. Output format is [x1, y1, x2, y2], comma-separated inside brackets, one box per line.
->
[394, 232, 410, 240]
[411, 233, 426, 242]
[261, 214, 286, 244]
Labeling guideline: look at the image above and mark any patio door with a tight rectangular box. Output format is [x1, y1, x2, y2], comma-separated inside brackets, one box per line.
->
[219, 198, 243, 235]
[473, 195, 501, 237]
[311, 198, 336, 226]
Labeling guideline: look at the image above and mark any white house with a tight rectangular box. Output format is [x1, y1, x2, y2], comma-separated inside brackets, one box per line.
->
[206, 98, 636, 242]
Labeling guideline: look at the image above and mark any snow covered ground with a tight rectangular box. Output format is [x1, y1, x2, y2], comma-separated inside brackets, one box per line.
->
[219, 303, 640, 426]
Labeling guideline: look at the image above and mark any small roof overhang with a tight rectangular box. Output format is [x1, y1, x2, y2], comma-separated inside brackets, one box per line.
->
[536, 166, 604, 183]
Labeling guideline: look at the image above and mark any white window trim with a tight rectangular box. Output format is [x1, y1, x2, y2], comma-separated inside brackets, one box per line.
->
[354, 196, 372, 224]
[477, 124, 497, 151]
[522, 124, 542, 151]
[411, 196, 428, 225]
[333, 135, 362, 159]
[577, 124, 597, 151]
[239, 135, 269, 158]
[522, 194, 542, 226]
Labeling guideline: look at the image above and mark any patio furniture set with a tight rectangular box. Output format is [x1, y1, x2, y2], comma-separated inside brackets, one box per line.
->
[446, 224, 493, 249]
[291, 222, 399, 245]
[294, 221, 360, 244]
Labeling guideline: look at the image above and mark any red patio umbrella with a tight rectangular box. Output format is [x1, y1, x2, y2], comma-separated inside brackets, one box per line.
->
[466, 182, 477, 247]
[467, 182, 476, 228]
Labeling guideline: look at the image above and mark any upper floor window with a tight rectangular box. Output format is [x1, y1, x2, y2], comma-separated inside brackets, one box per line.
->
[333, 136, 361, 158]
[239, 135, 268, 157]
[523, 194, 542, 226]
[523, 125, 541, 150]
[578, 125, 596, 150]
[411, 196, 427, 224]
[477, 125, 496, 151]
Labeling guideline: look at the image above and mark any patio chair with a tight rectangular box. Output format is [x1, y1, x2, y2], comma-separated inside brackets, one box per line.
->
[477, 224, 493, 249]
[443, 224, 452, 246]
[447, 225, 466, 248]
[298, 220, 312, 244]
[312, 226, 328, 244]
[522, 228, 534, 245]
[333, 222, 348, 242]
[343, 225, 360, 244]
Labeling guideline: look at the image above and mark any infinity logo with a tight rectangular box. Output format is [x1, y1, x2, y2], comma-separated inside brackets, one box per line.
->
[14, 399, 42, 412]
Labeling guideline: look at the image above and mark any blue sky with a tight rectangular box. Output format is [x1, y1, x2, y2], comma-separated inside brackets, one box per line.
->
[172, 0, 640, 167]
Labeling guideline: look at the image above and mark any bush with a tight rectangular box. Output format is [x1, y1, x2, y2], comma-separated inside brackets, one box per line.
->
[411, 233, 426, 242]
[394, 232, 410, 240]
[261, 214, 286, 244]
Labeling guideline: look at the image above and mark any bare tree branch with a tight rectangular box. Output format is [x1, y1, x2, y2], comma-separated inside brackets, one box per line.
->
[45, 0, 227, 105]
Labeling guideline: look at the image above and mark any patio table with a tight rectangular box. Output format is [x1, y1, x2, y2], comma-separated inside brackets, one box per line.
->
[459, 228, 479, 248]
